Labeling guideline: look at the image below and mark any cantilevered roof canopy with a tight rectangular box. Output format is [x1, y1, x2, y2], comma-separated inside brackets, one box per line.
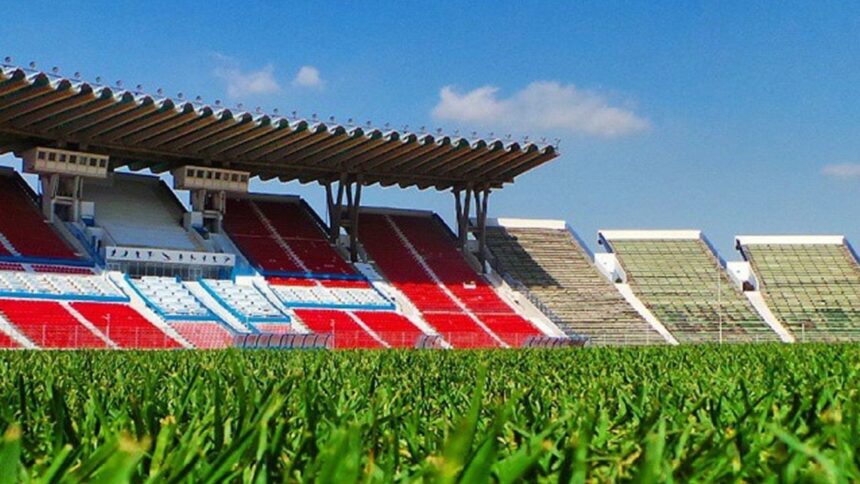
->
[0, 66, 558, 191]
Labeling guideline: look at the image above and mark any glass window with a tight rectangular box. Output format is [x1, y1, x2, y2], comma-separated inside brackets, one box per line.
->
[37, 151, 46, 160]
[48, 152, 56, 161]
[99, 159, 107, 168]
[186, 169, 193, 177]
[69, 155, 77, 164]
[196, 170, 204, 177]
[214, 172, 221, 180]
[90, 158, 97, 167]
[58, 154, 67, 162]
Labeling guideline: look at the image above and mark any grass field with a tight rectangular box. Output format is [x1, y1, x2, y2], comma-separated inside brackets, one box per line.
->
[0, 345, 858, 482]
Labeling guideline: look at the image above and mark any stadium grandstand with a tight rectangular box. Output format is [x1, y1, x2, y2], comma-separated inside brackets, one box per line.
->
[599, 230, 780, 344]
[482, 219, 666, 345]
[2, 61, 860, 349]
[0, 62, 580, 350]
[737, 236, 860, 342]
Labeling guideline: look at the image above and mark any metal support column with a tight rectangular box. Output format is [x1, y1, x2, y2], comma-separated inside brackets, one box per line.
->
[471, 187, 491, 272]
[453, 185, 473, 248]
[325, 173, 363, 262]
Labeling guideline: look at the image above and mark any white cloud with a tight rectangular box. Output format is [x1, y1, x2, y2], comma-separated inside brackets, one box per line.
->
[213, 56, 280, 98]
[432, 81, 649, 137]
[822, 163, 860, 179]
[293, 65, 324, 89]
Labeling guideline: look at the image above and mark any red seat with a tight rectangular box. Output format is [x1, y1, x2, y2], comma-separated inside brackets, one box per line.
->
[224, 198, 357, 276]
[267, 277, 318, 286]
[71, 302, 182, 349]
[231, 235, 303, 272]
[253, 323, 295, 334]
[477, 314, 541, 347]
[0, 299, 107, 348]
[32, 265, 93, 275]
[0, 330, 19, 348]
[353, 311, 424, 348]
[0, 175, 78, 259]
[294, 309, 383, 349]
[319, 279, 372, 289]
[255, 201, 327, 240]
[170, 322, 234, 348]
[359, 213, 516, 348]
[423, 313, 500, 348]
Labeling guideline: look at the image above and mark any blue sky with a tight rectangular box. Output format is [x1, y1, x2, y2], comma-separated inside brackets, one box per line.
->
[2, 1, 860, 258]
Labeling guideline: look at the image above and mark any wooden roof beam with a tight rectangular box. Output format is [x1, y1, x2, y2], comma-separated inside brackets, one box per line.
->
[69, 100, 157, 138]
[32, 95, 120, 132]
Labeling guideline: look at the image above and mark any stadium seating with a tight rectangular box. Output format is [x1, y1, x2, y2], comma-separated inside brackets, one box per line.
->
[359, 212, 542, 347]
[269, 278, 392, 309]
[200, 279, 289, 322]
[294, 309, 384, 348]
[0, 172, 78, 260]
[607, 236, 778, 343]
[0, 271, 123, 300]
[422, 313, 500, 348]
[84, 174, 201, 250]
[0, 331, 19, 348]
[484, 224, 662, 345]
[0, 299, 107, 348]
[131, 277, 212, 318]
[169, 321, 234, 349]
[32, 265, 93, 275]
[224, 197, 355, 276]
[70, 302, 182, 348]
[252, 323, 295, 334]
[742, 240, 860, 342]
[352, 311, 425, 348]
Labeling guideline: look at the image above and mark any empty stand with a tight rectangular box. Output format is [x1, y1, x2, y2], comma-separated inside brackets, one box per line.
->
[294, 309, 384, 348]
[0, 300, 107, 348]
[605, 233, 778, 344]
[359, 211, 542, 347]
[741, 237, 860, 342]
[224, 197, 355, 276]
[131, 277, 212, 318]
[0, 171, 78, 260]
[71, 302, 182, 348]
[0, 271, 124, 300]
[269, 278, 392, 309]
[85, 173, 200, 250]
[0, 330, 20, 348]
[169, 321, 234, 348]
[484, 223, 662, 345]
[253, 323, 295, 334]
[200, 279, 289, 322]
[422, 313, 499, 348]
[353, 311, 425, 348]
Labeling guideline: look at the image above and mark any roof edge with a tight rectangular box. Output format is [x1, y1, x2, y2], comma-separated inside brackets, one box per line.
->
[735, 235, 845, 246]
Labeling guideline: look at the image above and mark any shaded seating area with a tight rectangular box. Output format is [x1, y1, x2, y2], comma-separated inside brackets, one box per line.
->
[484, 223, 662, 345]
